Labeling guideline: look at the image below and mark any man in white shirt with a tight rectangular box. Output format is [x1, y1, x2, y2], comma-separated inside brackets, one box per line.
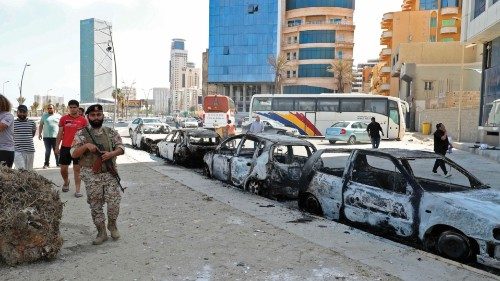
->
[248, 115, 264, 134]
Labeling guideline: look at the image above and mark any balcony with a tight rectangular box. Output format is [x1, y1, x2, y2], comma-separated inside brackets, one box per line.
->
[381, 66, 391, 74]
[335, 41, 354, 49]
[382, 31, 393, 38]
[441, 7, 459, 15]
[382, 12, 394, 21]
[381, 48, 392, 56]
[440, 26, 458, 34]
[283, 20, 355, 33]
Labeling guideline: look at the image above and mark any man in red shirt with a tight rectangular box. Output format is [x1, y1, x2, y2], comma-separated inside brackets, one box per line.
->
[56, 100, 88, 197]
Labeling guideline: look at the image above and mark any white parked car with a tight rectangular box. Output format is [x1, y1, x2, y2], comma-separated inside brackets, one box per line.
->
[182, 117, 199, 128]
[130, 123, 170, 152]
[128, 117, 165, 136]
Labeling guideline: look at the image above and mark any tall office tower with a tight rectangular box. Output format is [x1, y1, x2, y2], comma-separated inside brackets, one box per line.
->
[374, 0, 464, 96]
[170, 39, 188, 91]
[181, 62, 201, 89]
[80, 18, 114, 103]
[208, 0, 279, 114]
[280, 0, 356, 94]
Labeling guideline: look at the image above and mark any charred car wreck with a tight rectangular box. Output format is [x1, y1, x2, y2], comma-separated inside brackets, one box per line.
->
[131, 123, 170, 152]
[299, 148, 500, 269]
[204, 133, 316, 198]
[156, 128, 220, 166]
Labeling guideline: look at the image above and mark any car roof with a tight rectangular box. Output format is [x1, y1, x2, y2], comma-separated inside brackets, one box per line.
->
[172, 128, 219, 137]
[246, 133, 313, 146]
[360, 148, 439, 159]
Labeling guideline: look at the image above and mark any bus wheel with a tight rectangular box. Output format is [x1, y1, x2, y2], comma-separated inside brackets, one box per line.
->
[328, 140, 336, 144]
[347, 136, 356, 145]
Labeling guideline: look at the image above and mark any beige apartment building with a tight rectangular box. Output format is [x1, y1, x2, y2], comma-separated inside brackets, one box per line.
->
[280, 1, 355, 94]
[373, 0, 464, 96]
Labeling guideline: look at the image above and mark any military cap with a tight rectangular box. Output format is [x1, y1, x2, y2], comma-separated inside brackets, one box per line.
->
[85, 104, 103, 115]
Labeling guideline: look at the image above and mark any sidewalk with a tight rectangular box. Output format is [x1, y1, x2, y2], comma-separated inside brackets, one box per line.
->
[407, 132, 500, 164]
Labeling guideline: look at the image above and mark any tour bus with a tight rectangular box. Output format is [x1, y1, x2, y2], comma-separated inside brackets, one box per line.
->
[249, 93, 409, 140]
[202, 95, 236, 128]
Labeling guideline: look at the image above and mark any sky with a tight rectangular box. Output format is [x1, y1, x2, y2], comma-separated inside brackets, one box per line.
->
[0, 0, 402, 106]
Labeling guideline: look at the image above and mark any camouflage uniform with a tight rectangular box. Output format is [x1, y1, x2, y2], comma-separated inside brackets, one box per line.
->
[71, 126, 124, 226]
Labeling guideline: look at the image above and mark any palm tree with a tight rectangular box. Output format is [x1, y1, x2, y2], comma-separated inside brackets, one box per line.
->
[327, 59, 354, 93]
[17, 96, 26, 105]
[31, 101, 39, 116]
[112, 88, 125, 118]
[268, 53, 289, 95]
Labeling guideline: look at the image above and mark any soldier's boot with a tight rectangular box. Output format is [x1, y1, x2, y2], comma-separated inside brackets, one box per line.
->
[107, 220, 121, 240]
[92, 224, 108, 245]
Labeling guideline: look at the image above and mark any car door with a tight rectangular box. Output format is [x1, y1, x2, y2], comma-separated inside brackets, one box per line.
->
[134, 125, 144, 147]
[158, 133, 174, 158]
[352, 122, 368, 142]
[342, 152, 415, 237]
[230, 137, 259, 186]
[212, 136, 244, 182]
[166, 131, 180, 161]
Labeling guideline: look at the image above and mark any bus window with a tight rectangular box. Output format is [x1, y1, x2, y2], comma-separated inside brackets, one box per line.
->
[364, 99, 388, 115]
[389, 100, 400, 124]
[252, 97, 272, 111]
[272, 98, 294, 111]
[295, 98, 316, 111]
[340, 99, 363, 112]
[317, 99, 339, 112]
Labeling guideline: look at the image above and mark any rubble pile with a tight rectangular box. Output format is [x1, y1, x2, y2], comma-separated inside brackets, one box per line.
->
[0, 166, 63, 266]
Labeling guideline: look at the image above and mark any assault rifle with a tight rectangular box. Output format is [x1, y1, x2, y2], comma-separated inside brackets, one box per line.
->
[84, 127, 125, 193]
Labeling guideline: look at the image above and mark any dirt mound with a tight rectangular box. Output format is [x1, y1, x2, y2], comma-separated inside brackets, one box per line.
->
[0, 166, 63, 266]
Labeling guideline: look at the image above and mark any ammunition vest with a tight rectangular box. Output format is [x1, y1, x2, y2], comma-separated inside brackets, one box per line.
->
[79, 127, 116, 172]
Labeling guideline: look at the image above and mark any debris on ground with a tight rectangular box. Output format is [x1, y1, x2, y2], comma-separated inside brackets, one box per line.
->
[0, 166, 64, 266]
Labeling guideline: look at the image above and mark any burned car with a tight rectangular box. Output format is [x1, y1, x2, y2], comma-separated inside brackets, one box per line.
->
[156, 128, 220, 166]
[204, 133, 316, 198]
[131, 123, 170, 152]
[299, 148, 500, 269]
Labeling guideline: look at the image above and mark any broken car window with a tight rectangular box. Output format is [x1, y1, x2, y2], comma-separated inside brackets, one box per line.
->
[352, 154, 408, 194]
[219, 136, 243, 155]
[238, 138, 258, 158]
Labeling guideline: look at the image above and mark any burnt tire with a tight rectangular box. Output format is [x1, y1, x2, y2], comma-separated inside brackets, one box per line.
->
[245, 179, 262, 195]
[203, 164, 211, 178]
[347, 136, 356, 145]
[328, 140, 336, 144]
[301, 193, 323, 216]
[437, 230, 472, 262]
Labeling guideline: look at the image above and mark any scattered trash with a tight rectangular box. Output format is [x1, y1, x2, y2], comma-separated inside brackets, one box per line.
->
[344, 231, 350, 234]
[286, 216, 314, 223]
[202, 195, 213, 201]
[0, 167, 64, 266]
[258, 204, 275, 208]
[237, 261, 245, 267]
[318, 225, 327, 228]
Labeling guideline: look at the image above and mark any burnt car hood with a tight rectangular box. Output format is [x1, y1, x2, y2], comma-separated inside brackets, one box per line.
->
[429, 188, 500, 219]
[143, 134, 169, 141]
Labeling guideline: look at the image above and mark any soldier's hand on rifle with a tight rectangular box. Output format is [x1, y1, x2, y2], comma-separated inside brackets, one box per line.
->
[86, 143, 99, 153]
[101, 151, 114, 161]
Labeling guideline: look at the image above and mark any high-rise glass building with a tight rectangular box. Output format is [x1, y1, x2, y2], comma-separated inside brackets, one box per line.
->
[170, 39, 188, 91]
[208, 0, 279, 113]
[80, 18, 114, 103]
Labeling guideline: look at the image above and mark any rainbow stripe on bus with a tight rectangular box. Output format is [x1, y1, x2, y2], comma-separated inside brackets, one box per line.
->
[255, 111, 322, 137]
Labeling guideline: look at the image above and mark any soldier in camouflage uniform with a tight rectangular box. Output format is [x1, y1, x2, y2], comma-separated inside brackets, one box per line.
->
[70, 104, 125, 245]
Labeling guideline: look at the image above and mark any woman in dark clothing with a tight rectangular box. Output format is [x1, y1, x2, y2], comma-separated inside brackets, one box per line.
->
[433, 123, 451, 177]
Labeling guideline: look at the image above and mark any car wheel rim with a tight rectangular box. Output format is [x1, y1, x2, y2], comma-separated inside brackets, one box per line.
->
[248, 181, 259, 194]
[437, 231, 470, 260]
[348, 136, 356, 145]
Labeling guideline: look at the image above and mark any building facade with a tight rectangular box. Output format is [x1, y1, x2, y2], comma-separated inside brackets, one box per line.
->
[170, 39, 188, 91]
[374, 0, 463, 96]
[208, 0, 279, 113]
[152, 88, 170, 115]
[181, 62, 201, 89]
[33, 95, 64, 109]
[352, 59, 378, 93]
[280, 0, 355, 94]
[171, 88, 202, 114]
[461, 0, 500, 145]
[80, 18, 114, 103]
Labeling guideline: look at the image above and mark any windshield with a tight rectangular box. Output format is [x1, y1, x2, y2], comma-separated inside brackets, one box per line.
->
[486, 100, 500, 126]
[331, 122, 349, 128]
[141, 125, 169, 134]
[266, 120, 284, 127]
[143, 119, 162, 124]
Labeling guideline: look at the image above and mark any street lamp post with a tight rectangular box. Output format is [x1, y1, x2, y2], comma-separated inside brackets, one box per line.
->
[2, 80, 9, 95]
[19, 63, 31, 104]
[103, 22, 118, 129]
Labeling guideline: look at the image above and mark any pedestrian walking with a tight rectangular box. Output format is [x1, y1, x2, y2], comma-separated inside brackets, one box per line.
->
[0, 95, 15, 168]
[39, 104, 61, 168]
[70, 104, 125, 245]
[55, 100, 87, 197]
[366, 117, 384, 148]
[13, 105, 36, 170]
[248, 115, 264, 134]
[432, 123, 451, 177]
